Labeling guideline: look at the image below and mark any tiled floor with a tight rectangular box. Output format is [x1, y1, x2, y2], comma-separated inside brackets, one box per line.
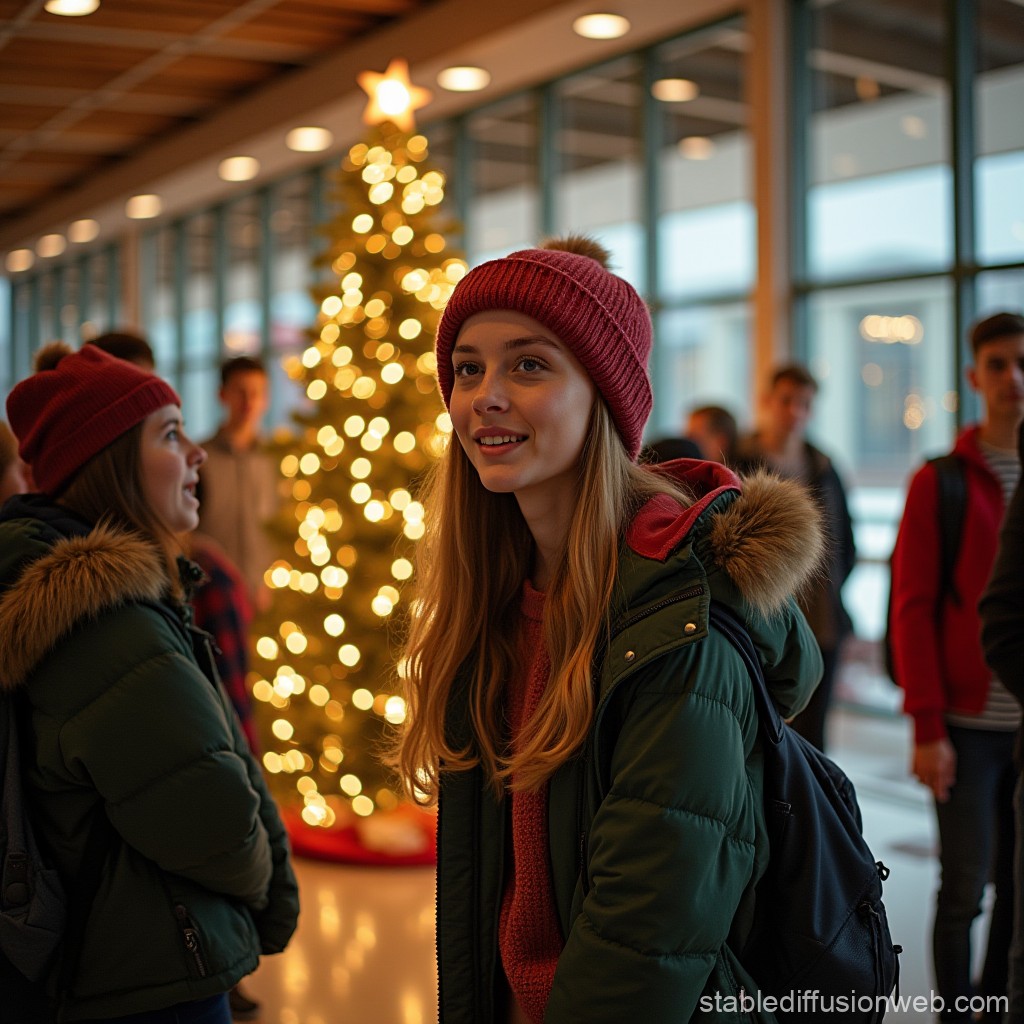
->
[245, 701, 999, 1023]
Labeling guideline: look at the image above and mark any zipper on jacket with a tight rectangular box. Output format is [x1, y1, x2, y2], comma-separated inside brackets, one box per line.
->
[174, 905, 209, 978]
[613, 584, 706, 635]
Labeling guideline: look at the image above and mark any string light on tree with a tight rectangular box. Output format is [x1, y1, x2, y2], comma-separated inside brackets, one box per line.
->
[251, 58, 465, 859]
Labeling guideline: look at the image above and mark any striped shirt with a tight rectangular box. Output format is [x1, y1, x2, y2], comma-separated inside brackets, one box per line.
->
[946, 440, 1021, 732]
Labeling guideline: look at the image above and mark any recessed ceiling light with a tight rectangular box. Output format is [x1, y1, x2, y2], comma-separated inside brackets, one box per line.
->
[126, 194, 162, 219]
[436, 66, 491, 92]
[44, 0, 97, 13]
[679, 136, 715, 160]
[572, 13, 630, 40]
[286, 126, 334, 153]
[68, 218, 100, 243]
[36, 234, 67, 258]
[5, 249, 35, 273]
[219, 156, 260, 182]
[44, 0, 99, 14]
[652, 78, 699, 103]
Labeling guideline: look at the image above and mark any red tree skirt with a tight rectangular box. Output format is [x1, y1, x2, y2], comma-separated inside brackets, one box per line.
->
[284, 803, 437, 867]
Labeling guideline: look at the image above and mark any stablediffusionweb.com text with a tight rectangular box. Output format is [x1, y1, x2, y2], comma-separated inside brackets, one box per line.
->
[699, 990, 1009, 1016]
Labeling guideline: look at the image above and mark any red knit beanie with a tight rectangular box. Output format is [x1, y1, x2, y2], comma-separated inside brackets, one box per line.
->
[435, 237, 653, 460]
[6, 342, 179, 495]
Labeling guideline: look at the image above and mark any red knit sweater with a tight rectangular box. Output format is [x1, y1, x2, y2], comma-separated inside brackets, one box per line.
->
[498, 582, 564, 1024]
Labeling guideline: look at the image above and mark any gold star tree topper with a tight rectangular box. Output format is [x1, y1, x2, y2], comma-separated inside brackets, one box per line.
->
[357, 58, 432, 132]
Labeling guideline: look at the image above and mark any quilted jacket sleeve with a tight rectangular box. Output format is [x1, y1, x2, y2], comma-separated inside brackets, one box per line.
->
[545, 629, 763, 1023]
[224, 703, 301, 952]
[55, 605, 274, 908]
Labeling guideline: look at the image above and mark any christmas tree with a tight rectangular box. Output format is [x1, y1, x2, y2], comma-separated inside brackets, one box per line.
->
[251, 61, 465, 854]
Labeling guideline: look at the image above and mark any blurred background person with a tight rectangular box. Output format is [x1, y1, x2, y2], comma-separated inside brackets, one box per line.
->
[734, 363, 856, 752]
[894, 311, 1024, 1021]
[198, 356, 278, 613]
[685, 404, 738, 465]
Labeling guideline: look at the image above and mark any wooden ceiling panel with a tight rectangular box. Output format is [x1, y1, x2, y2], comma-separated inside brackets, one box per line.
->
[152, 54, 284, 85]
[2, 38, 158, 70]
[66, 110, 183, 137]
[72, 1, 241, 36]
[0, 0, 436, 227]
[221, 16, 370, 47]
[0, 105, 66, 133]
[0, 63, 115, 91]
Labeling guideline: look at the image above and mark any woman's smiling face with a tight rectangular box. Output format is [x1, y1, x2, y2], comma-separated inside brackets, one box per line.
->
[449, 310, 596, 508]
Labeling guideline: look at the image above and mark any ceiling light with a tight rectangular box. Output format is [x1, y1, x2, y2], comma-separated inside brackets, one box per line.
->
[68, 218, 100, 243]
[679, 136, 715, 160]
[572, 13, 630, 40]
[5, 249, 35, 273]
[901, 115, 927, 139]
[44, 0, 99, 15]
[286, 127, 333, 153]
[219, 156, 260, 182]
[652, 78, 699, 103]
[126, 194, 162, 219]
[36, 234, 67, 258]
[436, 66, 491, 92]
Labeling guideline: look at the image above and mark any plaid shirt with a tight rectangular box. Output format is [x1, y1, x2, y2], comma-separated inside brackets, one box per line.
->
[190, 535, 258, 753]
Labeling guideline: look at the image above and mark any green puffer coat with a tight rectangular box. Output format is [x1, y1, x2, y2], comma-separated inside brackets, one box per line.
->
[0, 495, 299, 1022]
[436, 464, 825, 1024]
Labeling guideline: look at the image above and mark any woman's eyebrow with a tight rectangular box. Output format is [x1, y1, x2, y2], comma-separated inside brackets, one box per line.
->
[453, 335, 558, 355]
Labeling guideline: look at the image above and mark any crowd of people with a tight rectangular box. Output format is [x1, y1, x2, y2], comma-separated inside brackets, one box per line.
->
[1, 236, 1022, 1024]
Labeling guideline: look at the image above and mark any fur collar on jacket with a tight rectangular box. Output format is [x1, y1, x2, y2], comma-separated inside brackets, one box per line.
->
[0, 521, 166, 691]
[629, 460, 825, 617]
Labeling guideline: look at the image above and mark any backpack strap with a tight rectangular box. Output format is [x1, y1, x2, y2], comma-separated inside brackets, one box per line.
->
[707, 603, 782, 745]
[928, 454, 966, 608]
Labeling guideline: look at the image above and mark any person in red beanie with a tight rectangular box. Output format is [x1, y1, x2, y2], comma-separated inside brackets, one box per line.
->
[0, 343, 298, 1024]
[396, 236, 825, 1024]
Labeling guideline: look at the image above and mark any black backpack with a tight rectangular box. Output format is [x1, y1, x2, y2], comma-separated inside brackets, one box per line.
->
[1, 690, 65, 1022]
[710, 603, 901, 1024]
[883, 454, 966, 685]
[1, 691, 106, 1024]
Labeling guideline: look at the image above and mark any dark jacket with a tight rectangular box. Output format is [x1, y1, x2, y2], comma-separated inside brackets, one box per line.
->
[979, 420, 1024, 706]
[892, 427, 1007, 744]
[436, 462, 824, 1024]
[733, 436, 855, 649]
[0, 495, 299, 1021]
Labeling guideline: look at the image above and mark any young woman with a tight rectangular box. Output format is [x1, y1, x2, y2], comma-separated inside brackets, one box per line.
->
[398, 237, 825, 1024]
[0, 343, 299, 1024]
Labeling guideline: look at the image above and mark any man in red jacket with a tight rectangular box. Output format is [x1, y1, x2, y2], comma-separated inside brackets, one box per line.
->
[891, 311, 1024, 1021]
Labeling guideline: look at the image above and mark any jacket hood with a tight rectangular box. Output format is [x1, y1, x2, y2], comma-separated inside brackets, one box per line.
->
[0, 518, 166, 690]
[628, 458, 825, 617]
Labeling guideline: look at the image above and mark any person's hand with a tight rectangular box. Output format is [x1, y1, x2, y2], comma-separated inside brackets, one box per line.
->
[913, 738, 956, 802]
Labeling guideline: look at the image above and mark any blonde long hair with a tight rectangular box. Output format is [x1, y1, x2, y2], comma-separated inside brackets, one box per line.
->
[397, 400, 691, 801]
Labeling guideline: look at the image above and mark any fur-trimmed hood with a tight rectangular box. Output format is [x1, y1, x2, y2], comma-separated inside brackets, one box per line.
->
[628, 459, 824, 617]
[0, 519, 167, 690]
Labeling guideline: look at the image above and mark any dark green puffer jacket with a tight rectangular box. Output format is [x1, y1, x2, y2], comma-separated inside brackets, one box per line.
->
[436, 464, 825, 1024]
[0, 495, 299, 1021]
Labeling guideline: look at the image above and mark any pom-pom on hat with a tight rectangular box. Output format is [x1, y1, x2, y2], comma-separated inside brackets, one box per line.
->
[435, 236, 653, 460]
[6, 342, 179, 495]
